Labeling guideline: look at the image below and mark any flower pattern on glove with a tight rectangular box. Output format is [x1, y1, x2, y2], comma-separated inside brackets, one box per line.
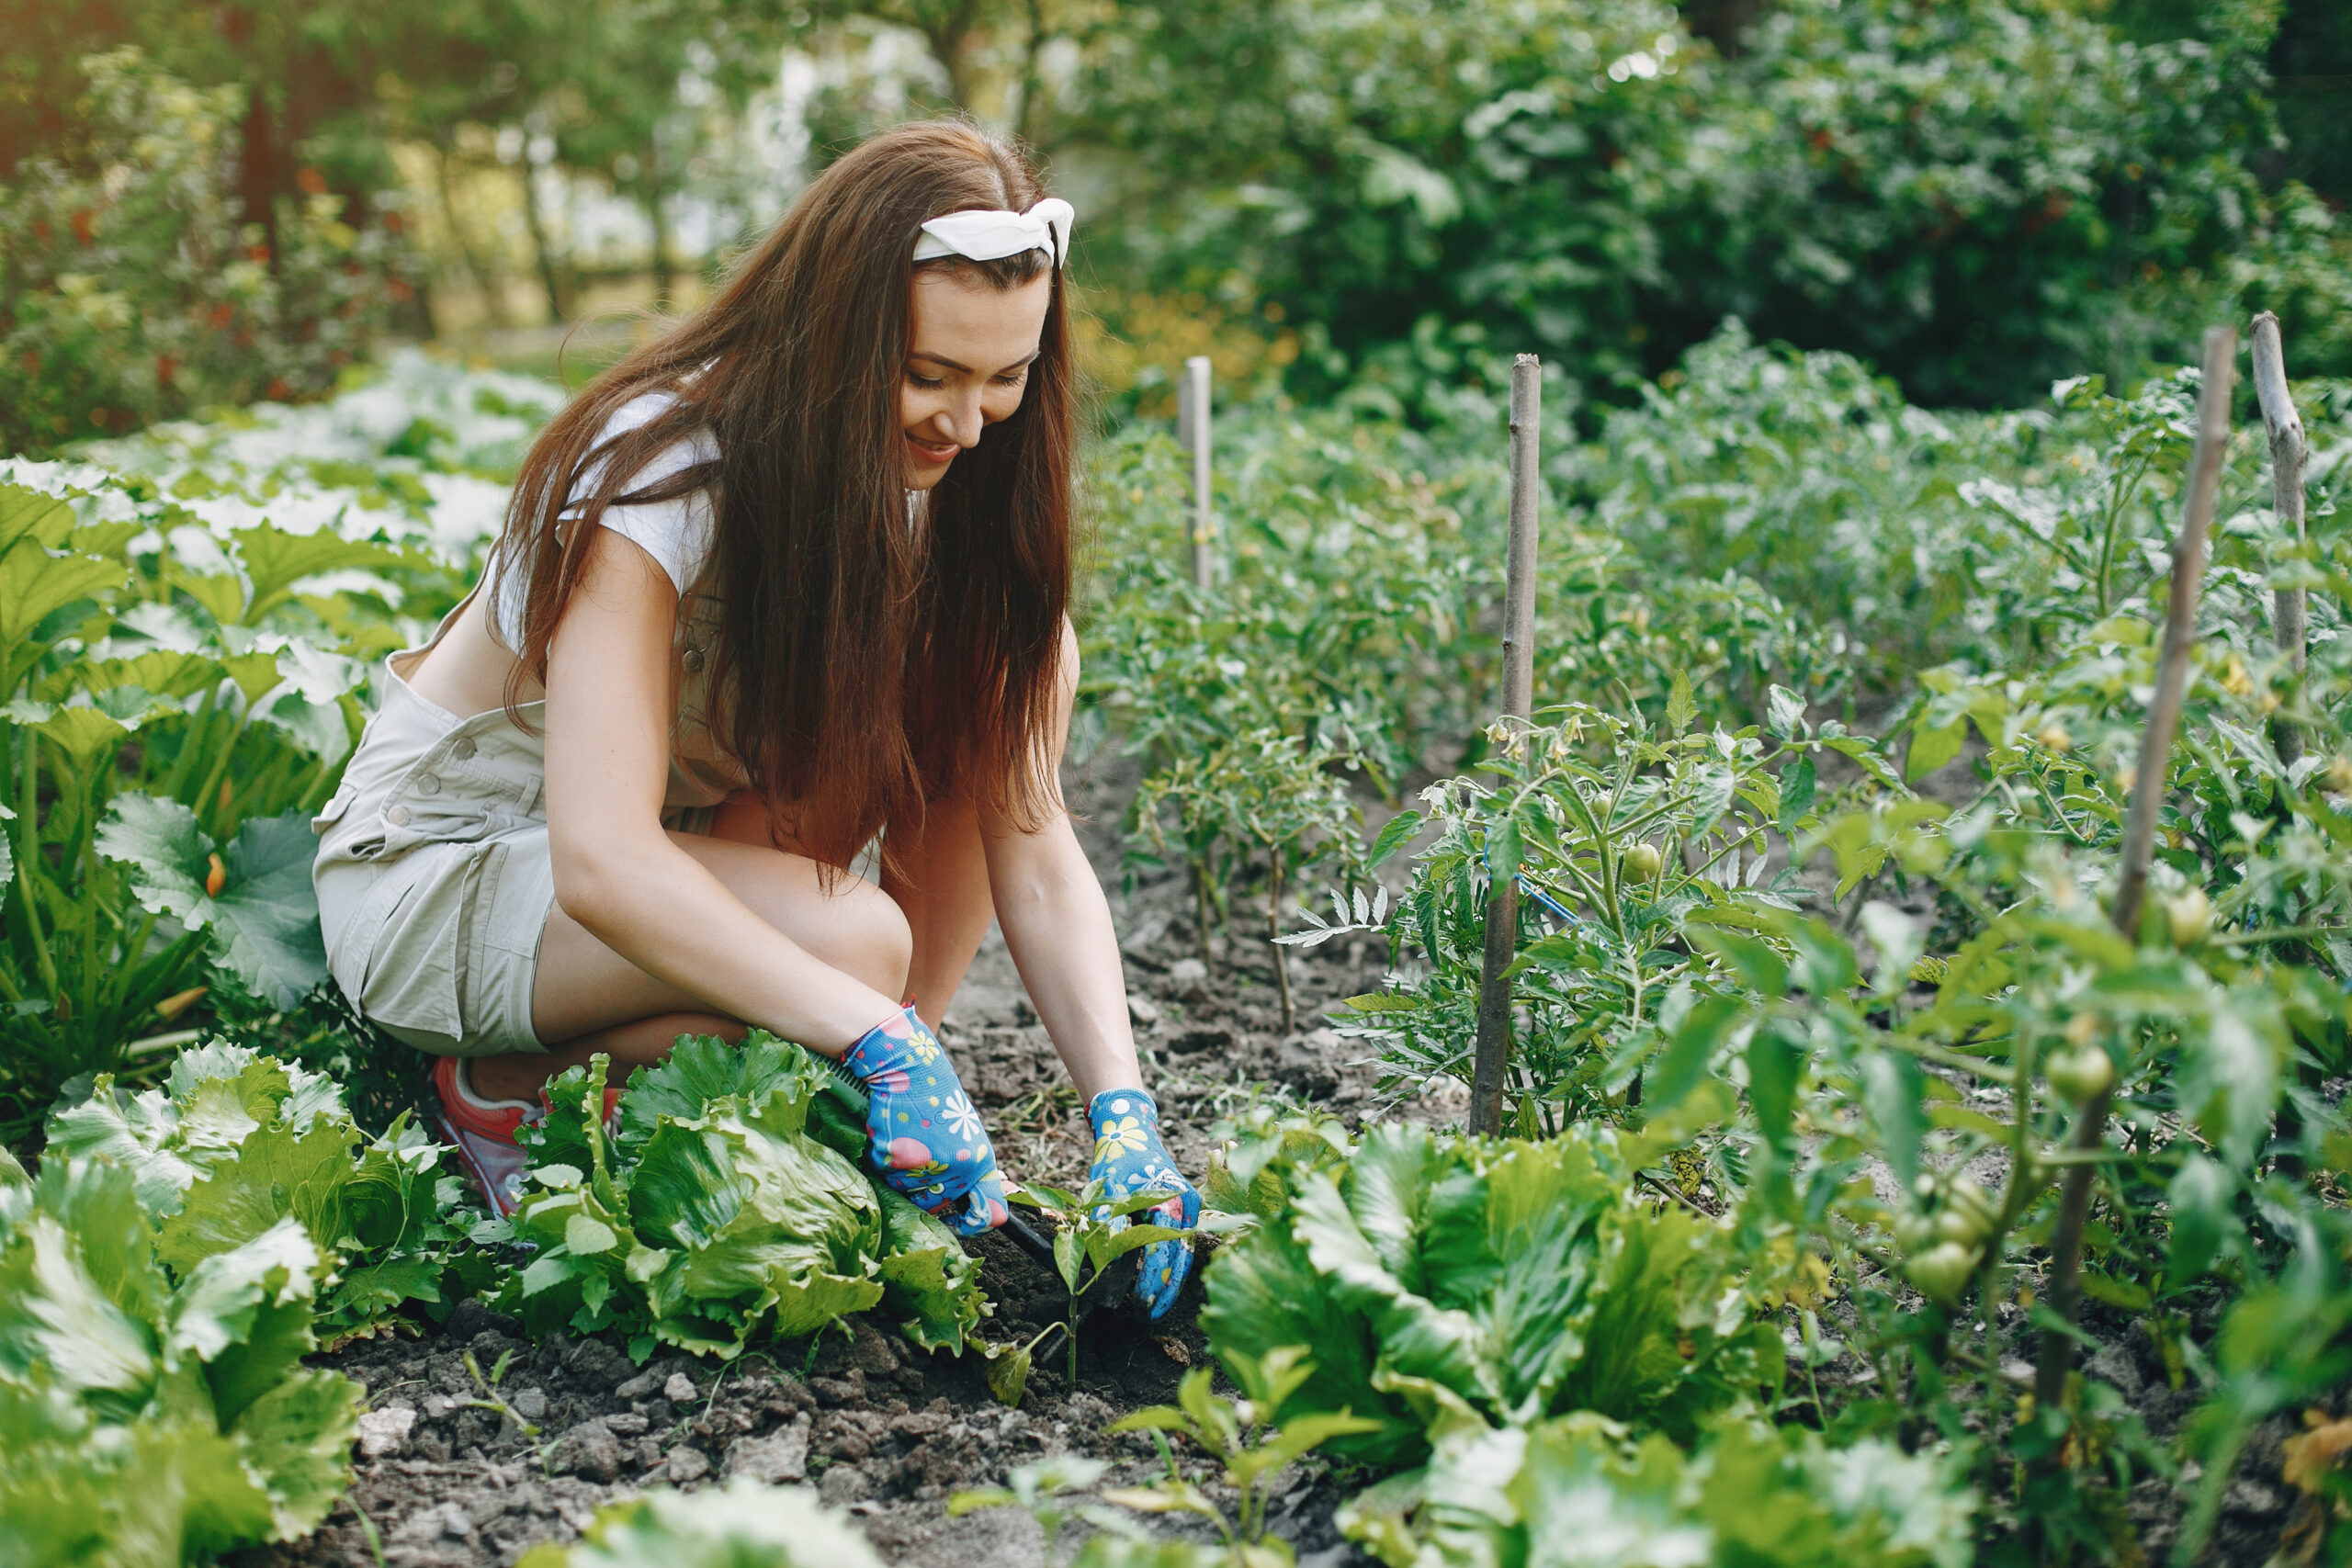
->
[843, 1005, 1007, 1236]
[1087, 1088, 1199, 1321]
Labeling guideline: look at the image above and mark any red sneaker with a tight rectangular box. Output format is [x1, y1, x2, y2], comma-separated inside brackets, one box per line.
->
[430, 1056, 537, 1217]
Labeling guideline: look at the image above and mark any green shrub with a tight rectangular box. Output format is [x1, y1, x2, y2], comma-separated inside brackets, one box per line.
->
[0, 48, 413, 457]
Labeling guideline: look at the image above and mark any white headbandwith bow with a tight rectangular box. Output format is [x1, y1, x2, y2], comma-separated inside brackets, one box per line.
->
[912, 197, 1074, 269]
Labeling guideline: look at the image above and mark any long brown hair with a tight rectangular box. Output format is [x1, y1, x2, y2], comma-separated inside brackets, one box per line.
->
[492, 120, 1074, 870]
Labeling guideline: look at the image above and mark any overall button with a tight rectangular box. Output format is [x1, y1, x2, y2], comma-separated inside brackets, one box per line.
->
[415, 774, 442, 795]
[450, 736, 478, 761]
[386, 806, 412, 828]
[683, 647, 707, 673]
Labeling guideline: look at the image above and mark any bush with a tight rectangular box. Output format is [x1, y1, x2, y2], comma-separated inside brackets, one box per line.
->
[1072, 0, 2352, 411]
[0, 49, 415, 457]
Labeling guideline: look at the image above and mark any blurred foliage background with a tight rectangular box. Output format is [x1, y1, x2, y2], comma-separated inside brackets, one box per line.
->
[2, 0, 2347, 455]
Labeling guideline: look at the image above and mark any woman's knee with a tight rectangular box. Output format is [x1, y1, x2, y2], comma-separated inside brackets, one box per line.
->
[839, 878, 913, 999]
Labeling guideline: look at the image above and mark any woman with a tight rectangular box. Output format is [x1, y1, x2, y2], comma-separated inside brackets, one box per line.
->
[313, 121, 1196, 1318]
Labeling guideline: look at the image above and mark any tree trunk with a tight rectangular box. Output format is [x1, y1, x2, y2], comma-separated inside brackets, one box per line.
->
[1015, 0, 1048, 143]
[434, 144, 505, 328]
[237, 89, 281, 270]
[643, 182, 674, 310]
[521, 164, 570, 323]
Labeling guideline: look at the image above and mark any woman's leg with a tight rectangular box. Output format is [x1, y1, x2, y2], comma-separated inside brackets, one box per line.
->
[467, 825, 911, 1101]
[881, 795, 995, 1025]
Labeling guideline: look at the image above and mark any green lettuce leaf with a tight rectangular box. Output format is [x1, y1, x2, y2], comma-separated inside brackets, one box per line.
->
[498, 1032, 990, 1363]
[514, 1475, 884, 1568]
[1204, 1124, 1771, 1467]
[0, 1156, 362, 1562]
[43, 1044, 458, 1338]
[875, 1187, 988, 1353]
[1344, 1410, 1979, 1568]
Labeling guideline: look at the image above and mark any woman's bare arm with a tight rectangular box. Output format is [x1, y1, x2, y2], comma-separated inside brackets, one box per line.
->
[541, 527, 900, 1054]
[981, 621, 1147, 1101]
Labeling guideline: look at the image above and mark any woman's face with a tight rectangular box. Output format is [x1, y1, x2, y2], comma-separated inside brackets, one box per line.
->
[900, 265, 1053, 491]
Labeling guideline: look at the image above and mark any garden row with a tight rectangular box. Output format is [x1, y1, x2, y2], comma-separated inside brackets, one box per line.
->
[4, 326, 2351, 1563]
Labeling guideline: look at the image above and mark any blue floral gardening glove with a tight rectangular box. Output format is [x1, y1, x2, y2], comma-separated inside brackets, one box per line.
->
[842, 1005, 1008, 1237]
[1088, 1088, 1199, 1319]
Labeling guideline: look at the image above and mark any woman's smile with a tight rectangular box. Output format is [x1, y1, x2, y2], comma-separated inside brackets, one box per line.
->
[905, 430, 961, 467]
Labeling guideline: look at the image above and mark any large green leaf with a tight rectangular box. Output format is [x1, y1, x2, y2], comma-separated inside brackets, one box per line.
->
[0, 542, 122, 675]
[164, 1215, 321, 1371]
[230, 523, 410, 623]
[227, 1366, 361, 1541]
[44, 1078, 202, 1213]
[0, 1156, 173, 1336]
[875, 1187, 987, 1353]
[45, 649, 223, 703]
[32, 704, 133, 763]
[1208, 1126, 1757, 1462]
[157, 1116, 364, 1275]
[618, 1031, 823, 1149]
[0, 1211, 159, 1404]
[0, 482, 76, 554]
[96, 793, 213, 924]
[517, 1474, 885, 1568]
[209, 811, 330, 1008]
[95, 801, 327, 1008]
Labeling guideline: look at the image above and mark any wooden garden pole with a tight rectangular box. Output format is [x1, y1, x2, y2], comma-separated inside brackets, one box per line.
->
[2250, 312, 2309, 768]
[1470, 354, 1543, 1136]
[2035, 324, 2234, 1414]
[1184, 355, 1215, 590]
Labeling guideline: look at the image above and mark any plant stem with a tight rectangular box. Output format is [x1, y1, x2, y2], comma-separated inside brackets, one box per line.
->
[1264, 852, 1295, 1032]
[1471, 354, 1543, 1137]
[1191, 859, 1214, 972]
[2036, 324, 2234, 1419]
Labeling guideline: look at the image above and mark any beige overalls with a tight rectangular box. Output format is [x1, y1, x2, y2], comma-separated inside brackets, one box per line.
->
[311, 581, 745, 1056]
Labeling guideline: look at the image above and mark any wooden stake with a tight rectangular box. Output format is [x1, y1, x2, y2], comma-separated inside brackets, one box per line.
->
[2035, 324, 2235, 1415]
[1184, 355, 1215, 590]
[1470, 354, 1543, 1136]
[2250, 312, 2309, 768]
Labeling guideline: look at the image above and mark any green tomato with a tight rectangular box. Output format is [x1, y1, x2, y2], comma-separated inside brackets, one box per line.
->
[1623, 842, 1663, 882]
[1906, 1241, 1981, 1306]
[2165, 886, 2212, 948]
[1939, 1176, 1997, 1245]
[2045, 1043, 2115, 1106]
[1894, 1212, 1936, 1253]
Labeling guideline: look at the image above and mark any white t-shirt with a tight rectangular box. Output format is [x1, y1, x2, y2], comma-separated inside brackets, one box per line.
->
[486, 390, 718, 652]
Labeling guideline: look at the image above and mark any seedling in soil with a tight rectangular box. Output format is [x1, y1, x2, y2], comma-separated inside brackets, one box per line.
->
[948, 1455, 1130, 1563]
[1102, 1346, 1379, 1562]
[1004, 1178, 1190, 1391]
[461, 1348, 550, 1475]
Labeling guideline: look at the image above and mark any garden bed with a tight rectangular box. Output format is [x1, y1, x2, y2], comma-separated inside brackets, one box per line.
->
[243, 767, 1399, 1567]
[241, 768, 2316, 1568]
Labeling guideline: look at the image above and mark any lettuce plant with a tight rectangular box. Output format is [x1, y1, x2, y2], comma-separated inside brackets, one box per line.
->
[1202, 1122, 1778, 1471]
[0, 1154, 362, 1562]
[489, 1033, 988, 1362]
[514, 1476, 882, 1568]
[43, 1040, 463, 1340]
[1340, 1409, 1976, 1568]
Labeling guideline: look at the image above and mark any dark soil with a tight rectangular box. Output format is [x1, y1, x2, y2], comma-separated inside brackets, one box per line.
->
[234, 761, 2317, 1567]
